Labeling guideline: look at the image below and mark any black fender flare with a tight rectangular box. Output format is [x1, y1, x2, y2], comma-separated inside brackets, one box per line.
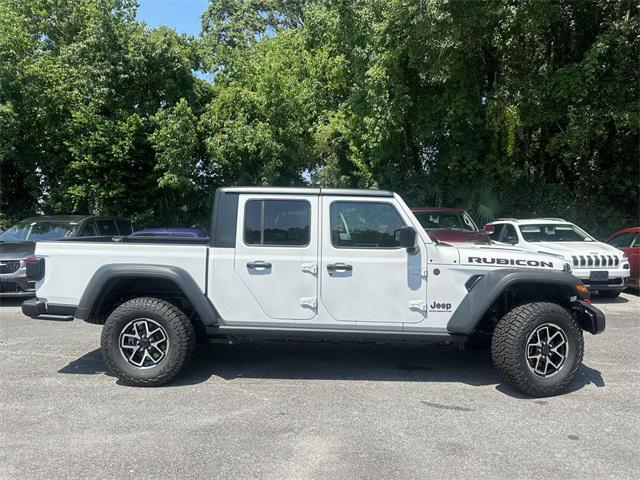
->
[447, 269, 582, 334]
[74, 264, 218, 325]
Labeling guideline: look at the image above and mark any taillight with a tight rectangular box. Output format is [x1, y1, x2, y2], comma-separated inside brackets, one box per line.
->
[25, 256, 45, 282]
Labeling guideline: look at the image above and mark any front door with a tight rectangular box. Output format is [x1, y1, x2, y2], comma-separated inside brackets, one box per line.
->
[234, 194, 319, 321]
[320, 197, 427, 323]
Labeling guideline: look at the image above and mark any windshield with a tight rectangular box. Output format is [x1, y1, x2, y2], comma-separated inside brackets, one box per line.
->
[414, 211, 477, 232]
[0, 220, 78, 242]
[519, 224, 595, 242]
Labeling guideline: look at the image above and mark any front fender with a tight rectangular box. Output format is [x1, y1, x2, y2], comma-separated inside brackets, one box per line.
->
[447, 269, 583, 334]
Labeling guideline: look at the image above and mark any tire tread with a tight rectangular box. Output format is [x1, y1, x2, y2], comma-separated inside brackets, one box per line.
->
[491, 302, 584, 397]
[101, 297, 195, 387]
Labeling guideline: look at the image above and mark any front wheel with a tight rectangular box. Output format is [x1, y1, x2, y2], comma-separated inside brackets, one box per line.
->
[101, 297, 195, 387]
[491, 302, 584, 397]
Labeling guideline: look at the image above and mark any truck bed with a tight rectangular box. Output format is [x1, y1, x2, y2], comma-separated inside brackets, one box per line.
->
[35, 239, 209, 306]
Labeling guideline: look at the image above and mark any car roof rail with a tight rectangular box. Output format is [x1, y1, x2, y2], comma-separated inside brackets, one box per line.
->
[494, 218, 517, 222]
[539, 218, 567, 222]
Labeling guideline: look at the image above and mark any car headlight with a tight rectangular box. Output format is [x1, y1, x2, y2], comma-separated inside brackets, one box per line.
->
[563, 263, 572, 273]
[621, 254, 629, 270]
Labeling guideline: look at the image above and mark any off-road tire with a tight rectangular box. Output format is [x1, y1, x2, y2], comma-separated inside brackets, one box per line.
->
[491, 302, 583, 397]
[101, 297, 195, 387]
[598, 290, 621, 299]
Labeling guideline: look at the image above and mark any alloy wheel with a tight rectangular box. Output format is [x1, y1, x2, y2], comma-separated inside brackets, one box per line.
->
[119, 318, 169, 369]
[525, 323, 569, 378]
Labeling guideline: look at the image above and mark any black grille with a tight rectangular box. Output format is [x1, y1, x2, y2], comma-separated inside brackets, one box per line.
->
[0, 282, 24, 293]
[583, 278, 623, 286]
[0, 260, 21, 274]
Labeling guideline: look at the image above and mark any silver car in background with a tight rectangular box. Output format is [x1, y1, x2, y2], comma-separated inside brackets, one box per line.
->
[0, 215, 132, 297]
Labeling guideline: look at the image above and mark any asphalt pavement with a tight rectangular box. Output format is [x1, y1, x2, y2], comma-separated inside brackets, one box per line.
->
[0, 293, 639, 480]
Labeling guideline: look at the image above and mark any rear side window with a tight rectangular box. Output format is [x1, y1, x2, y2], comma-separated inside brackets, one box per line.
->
[502, 225, 519, 244]
[78, 223, 98, 237]
[244, 200, 310, 246]
[330, 202, 406, 248]
[486, 224, 503, 242]
[96, 220, 117, 235]
[116, 220, 133, 235]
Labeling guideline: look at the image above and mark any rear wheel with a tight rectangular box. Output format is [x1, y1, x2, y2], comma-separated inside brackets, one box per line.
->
[101, 297, 195, 386]
[598, 290, 621, 299]
[491, 302, 583, 397]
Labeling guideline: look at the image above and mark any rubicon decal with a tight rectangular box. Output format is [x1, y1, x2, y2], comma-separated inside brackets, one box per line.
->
[468, 257, 554, 268]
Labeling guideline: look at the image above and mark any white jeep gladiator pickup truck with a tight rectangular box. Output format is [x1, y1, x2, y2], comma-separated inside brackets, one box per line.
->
[22, 188, 605, 397]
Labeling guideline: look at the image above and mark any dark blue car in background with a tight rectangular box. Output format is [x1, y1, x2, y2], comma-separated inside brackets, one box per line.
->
[130, 227, 209, 238]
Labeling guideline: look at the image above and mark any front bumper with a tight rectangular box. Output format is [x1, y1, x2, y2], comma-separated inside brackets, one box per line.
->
[21, 298, 76, 321]
[0, 269, 35, 297]
[573, 300, 606, 335]
[573, 268, 630, 292]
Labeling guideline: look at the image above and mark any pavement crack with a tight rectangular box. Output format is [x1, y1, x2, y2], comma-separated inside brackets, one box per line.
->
[421, 401, 474, 412]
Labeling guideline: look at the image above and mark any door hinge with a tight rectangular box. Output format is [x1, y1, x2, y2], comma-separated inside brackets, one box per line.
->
[408, 300, 427, 312]
[300, 297, 317, 309]
[301, 263, 318, 275]
[421, 268, 428, 278]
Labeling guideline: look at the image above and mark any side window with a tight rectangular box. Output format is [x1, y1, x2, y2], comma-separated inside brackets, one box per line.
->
[461, 212, 477, 231]
[330, 201, 406, 248]
[244, 200, 310, 246]
[501, 224, 519, 244]
[96, 220, 117, 236]
[487, 224, 504, 242]
[116, 220, 132, 235]
[608, 232, 635, 248]
[78, 223, 98, 237]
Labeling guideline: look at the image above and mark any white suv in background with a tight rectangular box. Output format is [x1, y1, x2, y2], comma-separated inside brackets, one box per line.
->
[485, 219, 630, 298]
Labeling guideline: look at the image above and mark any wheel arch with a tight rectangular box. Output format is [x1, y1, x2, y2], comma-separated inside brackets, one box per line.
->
[448, 269, 583, 335]
[75, 264, 218, 327]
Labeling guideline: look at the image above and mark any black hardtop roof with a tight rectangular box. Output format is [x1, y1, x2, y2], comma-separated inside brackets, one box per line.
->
[217, 187, 394, 198]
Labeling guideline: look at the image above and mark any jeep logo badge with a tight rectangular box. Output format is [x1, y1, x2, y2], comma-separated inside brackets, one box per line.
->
[429, 301, 452, 312]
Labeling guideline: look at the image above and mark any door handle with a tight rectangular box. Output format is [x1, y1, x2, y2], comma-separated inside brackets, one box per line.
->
[327, 263, 352, 273]
[247, 261, 272, 269]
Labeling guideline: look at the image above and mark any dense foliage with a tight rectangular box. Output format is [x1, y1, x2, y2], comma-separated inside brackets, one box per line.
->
[0, 0, 638, 236]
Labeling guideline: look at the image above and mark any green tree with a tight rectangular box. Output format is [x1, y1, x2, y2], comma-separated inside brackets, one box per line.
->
[200, 28, 346, 185]
[0, 0, 208, 226]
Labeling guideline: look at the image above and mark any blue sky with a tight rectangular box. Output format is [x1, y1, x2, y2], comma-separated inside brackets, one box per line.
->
[136, 0, 209, 36]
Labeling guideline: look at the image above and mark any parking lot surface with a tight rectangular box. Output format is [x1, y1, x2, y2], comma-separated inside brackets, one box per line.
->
[0, 293, 639, 480]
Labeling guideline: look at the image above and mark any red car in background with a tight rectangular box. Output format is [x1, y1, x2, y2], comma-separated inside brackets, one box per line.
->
[607, 227, 640, 289]
[411, 207, 491, 245]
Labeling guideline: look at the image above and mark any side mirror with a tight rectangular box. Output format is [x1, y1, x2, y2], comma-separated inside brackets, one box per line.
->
[395, 226, 418, 251]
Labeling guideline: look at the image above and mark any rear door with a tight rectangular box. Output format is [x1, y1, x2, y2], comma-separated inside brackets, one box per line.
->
[319, 197, 427, 324]
[234, 194, 319, 320]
